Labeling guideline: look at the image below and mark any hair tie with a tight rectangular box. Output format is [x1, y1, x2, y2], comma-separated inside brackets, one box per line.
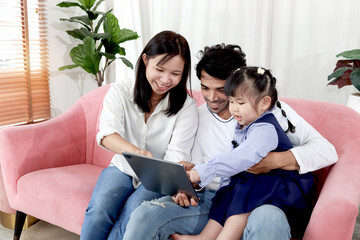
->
[233, 67, 241, 73]
[257, 68, 265, 75]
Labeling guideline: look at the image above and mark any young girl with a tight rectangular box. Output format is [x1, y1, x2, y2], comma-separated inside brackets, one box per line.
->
[81, 31, 198, 240]
[174, 66, 314, 240]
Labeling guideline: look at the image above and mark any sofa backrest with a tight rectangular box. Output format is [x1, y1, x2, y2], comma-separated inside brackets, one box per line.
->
[80, 86, 349, 189]
[281, 97, 358, 196]
[77, 85, 113, 167]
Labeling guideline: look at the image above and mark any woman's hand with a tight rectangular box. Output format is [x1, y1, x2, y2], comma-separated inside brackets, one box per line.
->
[102, 133, 154, 158]
[134, 149, 153, 158]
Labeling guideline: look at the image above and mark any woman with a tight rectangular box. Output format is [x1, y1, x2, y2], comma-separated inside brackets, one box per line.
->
[80, 31, 198, 240]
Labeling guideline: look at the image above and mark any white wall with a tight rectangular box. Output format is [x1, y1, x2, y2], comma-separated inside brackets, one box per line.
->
[47, 0, 360, 116]
[47, 1, 98, 117]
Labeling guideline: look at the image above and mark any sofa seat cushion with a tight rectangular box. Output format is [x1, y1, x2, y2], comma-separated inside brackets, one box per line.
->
[15, 164, 103, 234]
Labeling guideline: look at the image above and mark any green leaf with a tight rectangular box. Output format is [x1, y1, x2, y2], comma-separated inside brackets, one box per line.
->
[119, 57, 133, 69]
[92, 0, 105, 11]
[86, 10, 99, 21]
[58, 64, 79, 71]
[60, 18, 91, 31]
[94, 10, 111, 33]
[118, 47, 125, 56]
[78, 0, 96, 9]
[83, 36, 96, 56]
[69, 37, 101, 75]
[66, 29, 85, 40]
[94, 13, 105, 33]
[66, 28, 92, 40]
[100, 52, 116, 60]
[57, 2, 86, 11]
[102, 39, 120, 54]
[351, 68, 360, 91]
[118, 29, 139, 44]
[70, 15, 91, 26]
[336, 49, 360, 60]
[91, 32, 111, 40]
[70, 45, 85, 66]
[104, 12, 121, 43]
[328, 67, 352, 82]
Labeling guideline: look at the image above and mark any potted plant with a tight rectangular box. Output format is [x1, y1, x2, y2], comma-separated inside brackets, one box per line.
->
[57, 0, 139, 87]
[328, 49, 360, 112]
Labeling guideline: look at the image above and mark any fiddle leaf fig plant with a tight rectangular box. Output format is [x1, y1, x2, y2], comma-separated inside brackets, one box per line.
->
[57, 0, 139, 87]
[328, 49, 360, 92]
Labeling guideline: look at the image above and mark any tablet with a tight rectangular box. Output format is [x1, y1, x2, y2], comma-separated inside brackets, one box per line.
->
[122, 151, 199, 201]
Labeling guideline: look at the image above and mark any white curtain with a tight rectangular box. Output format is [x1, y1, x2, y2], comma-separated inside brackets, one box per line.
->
[110, 0, 360, 105]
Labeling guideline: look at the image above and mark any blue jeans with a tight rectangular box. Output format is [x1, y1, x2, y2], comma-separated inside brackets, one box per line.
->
[80, 166, 163, 240]
[124, 189, 291, 240]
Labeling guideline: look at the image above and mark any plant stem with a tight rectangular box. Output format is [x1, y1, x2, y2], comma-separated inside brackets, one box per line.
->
[97, 71, 103, 87]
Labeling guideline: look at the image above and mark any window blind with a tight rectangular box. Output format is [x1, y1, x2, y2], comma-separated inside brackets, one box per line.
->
[0, 0, 49, 127]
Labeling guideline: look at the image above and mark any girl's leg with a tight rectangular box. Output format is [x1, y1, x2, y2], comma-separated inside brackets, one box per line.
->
[217, 212, 251, 240]
[172, 219, 222, 240]
[80, 166, 134, 240]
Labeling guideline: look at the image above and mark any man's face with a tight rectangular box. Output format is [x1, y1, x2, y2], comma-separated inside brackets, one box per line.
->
[200, 70, 231, 119]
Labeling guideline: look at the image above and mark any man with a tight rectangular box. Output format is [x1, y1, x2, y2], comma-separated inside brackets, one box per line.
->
[123, 44, 338, 240]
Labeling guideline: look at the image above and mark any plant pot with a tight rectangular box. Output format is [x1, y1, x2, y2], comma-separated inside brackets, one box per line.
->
[346, 93, 360, 114]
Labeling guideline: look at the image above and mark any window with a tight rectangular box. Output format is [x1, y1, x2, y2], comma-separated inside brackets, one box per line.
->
[0, 0, 49, 127]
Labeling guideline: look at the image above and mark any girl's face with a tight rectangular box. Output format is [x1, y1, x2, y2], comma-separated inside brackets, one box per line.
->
[229, 94, 270, 127]
[142, 53, 184, 98]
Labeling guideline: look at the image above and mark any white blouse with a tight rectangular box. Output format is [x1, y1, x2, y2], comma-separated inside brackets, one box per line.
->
[96, 79, 199, 183]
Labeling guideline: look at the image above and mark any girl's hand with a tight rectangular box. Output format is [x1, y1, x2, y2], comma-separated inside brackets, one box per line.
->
[187, 169, 200, 183]
[178, 161, 195, 171]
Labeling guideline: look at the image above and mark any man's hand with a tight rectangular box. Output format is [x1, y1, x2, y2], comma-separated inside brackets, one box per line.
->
[187, 169, 200, 183]
[178, 161, 195, 171]
[247, 151, 300, 174]
[172, 193, 198, 207]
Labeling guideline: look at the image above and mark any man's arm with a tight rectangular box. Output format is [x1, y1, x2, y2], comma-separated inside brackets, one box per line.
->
[249, 101, 338, 174]
[247, 151, 299, 174]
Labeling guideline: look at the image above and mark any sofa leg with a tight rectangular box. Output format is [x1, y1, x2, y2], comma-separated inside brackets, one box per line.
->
[13, 211, 27, 240]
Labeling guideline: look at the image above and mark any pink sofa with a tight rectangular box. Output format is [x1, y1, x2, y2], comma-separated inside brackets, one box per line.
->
[0, 85, 359, 239]
[0, 169, 16, 215]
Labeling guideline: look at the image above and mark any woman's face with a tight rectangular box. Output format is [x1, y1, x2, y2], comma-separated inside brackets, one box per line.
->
[143, 53, 184, 97]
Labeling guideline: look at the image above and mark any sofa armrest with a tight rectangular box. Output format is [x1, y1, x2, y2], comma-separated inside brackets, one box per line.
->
[0, 102, 88, 201]
[303, 140, 360, 240]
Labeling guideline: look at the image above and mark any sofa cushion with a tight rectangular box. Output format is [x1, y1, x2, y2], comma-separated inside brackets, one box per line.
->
[16, 164, 103, 234]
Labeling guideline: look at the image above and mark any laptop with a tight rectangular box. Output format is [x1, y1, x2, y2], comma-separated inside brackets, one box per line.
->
[122, 151, 199, 201]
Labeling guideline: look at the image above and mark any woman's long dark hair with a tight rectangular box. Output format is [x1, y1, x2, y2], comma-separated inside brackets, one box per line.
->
[134, 31, 191, 116]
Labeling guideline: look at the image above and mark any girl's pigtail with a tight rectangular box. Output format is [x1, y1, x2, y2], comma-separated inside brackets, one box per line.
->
[276, 101, 296, 133]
